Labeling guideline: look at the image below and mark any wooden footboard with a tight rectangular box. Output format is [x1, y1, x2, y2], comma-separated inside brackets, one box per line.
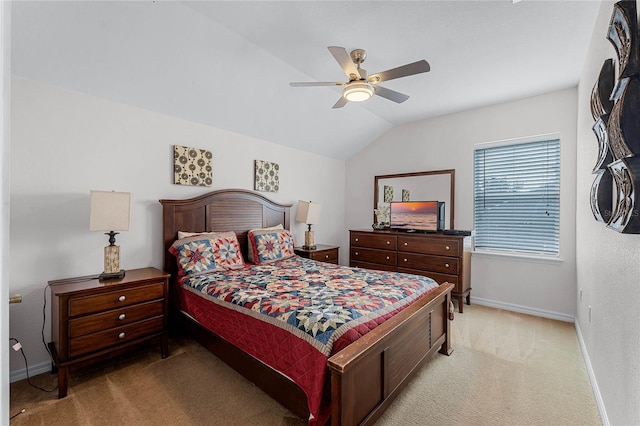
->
[328, 282, 454, 426]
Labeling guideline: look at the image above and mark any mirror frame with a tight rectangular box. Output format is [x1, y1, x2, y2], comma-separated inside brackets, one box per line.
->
[374, 169, 455, 230]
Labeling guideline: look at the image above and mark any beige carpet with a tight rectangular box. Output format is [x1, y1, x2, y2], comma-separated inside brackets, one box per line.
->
[10, 304, 601, 425]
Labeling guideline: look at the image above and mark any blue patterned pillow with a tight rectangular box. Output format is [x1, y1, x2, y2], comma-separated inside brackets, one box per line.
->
[170, 237, 220, 276]
[247, 229, 295, 264]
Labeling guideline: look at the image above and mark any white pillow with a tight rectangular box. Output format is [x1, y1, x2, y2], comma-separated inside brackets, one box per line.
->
[248, 224, 284, 234]
[177, 231, 218, 239]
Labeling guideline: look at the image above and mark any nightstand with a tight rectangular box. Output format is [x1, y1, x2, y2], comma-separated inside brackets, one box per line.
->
[48, 267, 170, 398]
[294, 244, 339, 265]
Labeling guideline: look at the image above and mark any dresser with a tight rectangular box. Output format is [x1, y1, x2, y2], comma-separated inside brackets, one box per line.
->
[294, 244, 339, 265]
[48, 267, 170, 398]
[350, 229, 471, 312]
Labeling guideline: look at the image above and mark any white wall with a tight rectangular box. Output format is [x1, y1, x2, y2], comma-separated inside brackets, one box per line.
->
[346, 88, 578, 319]
[1, 1, 11, 421]
[576, 1, 640, 425]
[9, 77, 346, 377]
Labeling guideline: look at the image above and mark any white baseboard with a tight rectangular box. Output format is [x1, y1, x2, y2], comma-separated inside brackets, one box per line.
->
[10, 360, 52, 383]
[574, 320, 609, 426]
[470, 296, 575, 322]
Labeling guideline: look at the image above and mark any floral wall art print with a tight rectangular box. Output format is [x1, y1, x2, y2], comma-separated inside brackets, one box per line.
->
[254, 160, 280, 193]
[174, 145, 213, 186]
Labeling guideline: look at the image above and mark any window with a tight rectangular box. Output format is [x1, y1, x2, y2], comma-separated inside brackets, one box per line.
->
[473, 137, 560, 256]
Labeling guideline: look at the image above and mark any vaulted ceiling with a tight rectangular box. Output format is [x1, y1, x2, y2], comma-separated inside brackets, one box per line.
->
[11, 1, 601, 159]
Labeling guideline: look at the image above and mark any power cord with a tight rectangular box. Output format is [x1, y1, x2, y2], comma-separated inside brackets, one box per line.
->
[41, 284, 54, 360]
[9, 338, 57, 393]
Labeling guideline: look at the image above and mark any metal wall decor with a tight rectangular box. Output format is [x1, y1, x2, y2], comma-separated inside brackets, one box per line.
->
[590, 0, 640, 233]
[174, 145, 213, 186]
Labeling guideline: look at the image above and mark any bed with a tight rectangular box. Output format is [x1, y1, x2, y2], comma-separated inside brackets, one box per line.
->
[160, 189, 454, 426]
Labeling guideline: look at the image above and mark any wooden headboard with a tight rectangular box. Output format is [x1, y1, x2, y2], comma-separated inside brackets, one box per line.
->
[159, 188, 292, 278]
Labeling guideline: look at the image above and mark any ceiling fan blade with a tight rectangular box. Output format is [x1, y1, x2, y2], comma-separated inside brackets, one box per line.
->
[328, 46, 361, 80]
[290, 82, 345, 87]
[332, 96, 348, 109]
[368, 60, 430, 84]
[374, 85, 410, 103]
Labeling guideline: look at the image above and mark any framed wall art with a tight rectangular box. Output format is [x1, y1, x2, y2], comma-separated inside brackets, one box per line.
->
[254, 160, 280, 193]
[173, 145, 213, 187]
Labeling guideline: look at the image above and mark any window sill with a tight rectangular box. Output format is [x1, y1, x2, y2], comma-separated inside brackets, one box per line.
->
[472, 249, 563, 264]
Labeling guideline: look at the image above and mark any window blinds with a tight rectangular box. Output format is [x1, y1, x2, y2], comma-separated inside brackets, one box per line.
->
[473, 138, 560, 255]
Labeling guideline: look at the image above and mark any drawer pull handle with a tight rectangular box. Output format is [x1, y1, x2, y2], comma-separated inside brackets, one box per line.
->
[386, 256, 390, 260]
[404, 242, 408, 246]
[445, 263, 450, 268]
[118, 313, 126, 321]
[118, 295, 126, 302]
[325, 255, 329, 259]
[445, 246, 450, 250]
[118, 332, 126, 339]
[355, 252, 359, 256]
[355, 238, 359, 242]
[386, 241, 390, 245]
[403, 258, 408, 262]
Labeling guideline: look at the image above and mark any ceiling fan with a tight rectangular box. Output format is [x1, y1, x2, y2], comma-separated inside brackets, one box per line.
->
[289, 46, 430, 109]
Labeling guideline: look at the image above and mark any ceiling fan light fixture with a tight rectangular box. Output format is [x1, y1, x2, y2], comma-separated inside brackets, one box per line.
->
[342, 81, 374, 102]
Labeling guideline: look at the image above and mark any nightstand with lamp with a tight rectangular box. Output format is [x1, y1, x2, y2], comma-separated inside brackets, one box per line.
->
[48, 190, 169, 398]
[294, 200, 340, 264]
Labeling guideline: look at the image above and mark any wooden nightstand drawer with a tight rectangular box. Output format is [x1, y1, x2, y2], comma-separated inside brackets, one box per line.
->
[294, 244, 339, 265]
[309, 250, 338, 263]
[69, 316, 164, 358]
[69, 282, 165, 317]
[69, 300, 164, 338]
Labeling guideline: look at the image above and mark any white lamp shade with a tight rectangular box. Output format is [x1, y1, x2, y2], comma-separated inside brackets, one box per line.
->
[295, 200, 322, 225]
[89, 190, 131, 231]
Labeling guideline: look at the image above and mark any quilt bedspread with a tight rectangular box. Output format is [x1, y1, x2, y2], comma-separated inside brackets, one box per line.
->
[178, 255, 439, 424]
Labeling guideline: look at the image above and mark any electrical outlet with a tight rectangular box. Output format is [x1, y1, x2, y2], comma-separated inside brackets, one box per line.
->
[588, 305, 592, 322]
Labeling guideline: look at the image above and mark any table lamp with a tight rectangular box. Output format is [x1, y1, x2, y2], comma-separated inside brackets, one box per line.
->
[295, 200, 321, 250]
[89, 190, 131, 280]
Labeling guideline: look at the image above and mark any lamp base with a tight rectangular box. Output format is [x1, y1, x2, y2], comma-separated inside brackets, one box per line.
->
[304, 230, 316, 251]
[99, 269, 126, 281]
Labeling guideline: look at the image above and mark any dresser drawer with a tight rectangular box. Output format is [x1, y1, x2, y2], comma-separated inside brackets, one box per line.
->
[351, 232, 397, 250]
[351, 247, 397, 266]
[351, 260, 398, 272]
[69, 282, 165, 317]
[397, 252, 459, 275]
[69, 316, 164, 358]
[398, 268, 458, 286]
[397, 236, 460, 257]
[69, 300, 164, 338]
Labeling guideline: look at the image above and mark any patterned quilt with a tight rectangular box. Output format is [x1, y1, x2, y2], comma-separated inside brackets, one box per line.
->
[178, 255, 439, 424]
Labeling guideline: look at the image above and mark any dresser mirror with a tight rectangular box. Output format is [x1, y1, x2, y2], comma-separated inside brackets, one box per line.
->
[374, 169, 455, 229]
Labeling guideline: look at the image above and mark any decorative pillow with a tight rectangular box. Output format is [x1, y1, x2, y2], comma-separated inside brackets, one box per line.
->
[248, 224, 284, 234]
[170, 231, 245, 276]
[177, 230, 218, 239]
[247, 228, 295, 264]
